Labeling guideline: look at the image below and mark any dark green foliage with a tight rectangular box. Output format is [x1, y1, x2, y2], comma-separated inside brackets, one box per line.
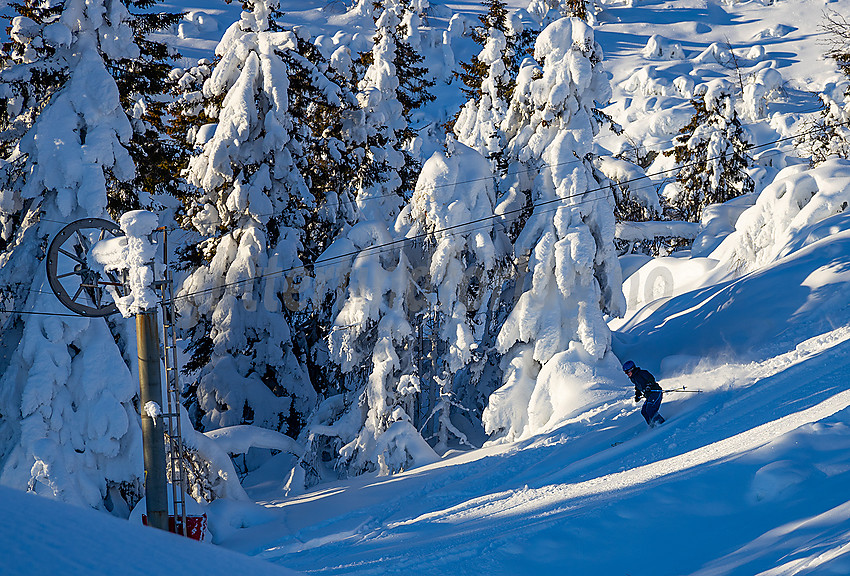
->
[283, 34, 361, 260]
[455, 0, 534, 106]
[106, 3, 183, 215]
[394, 37, 436, 193]
[612, 185, 658, 223]
[563, 0, 591, 22]
[392, 9, 436, 194]
[394, 38, 436, 120]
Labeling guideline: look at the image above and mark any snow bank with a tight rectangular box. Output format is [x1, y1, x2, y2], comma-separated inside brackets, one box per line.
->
[616, 230, 850, 370]
[0, 487, 299, 576]
[620, 255, 720, 315]
[710, 159, 850, 275]
[691, 193, 757, 257]
[204, 425, 303, 457]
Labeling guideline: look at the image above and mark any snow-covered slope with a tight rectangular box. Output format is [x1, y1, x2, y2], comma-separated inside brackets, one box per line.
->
[193, 0, 850, 573]
[202, 236, 850, 575]
[0, 486, 301, 576]
[6, 0, 850, 574]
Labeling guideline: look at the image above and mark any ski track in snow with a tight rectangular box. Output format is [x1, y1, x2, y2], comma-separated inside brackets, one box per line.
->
[140, 0, 850, 572]
[236, 325, 850, 575]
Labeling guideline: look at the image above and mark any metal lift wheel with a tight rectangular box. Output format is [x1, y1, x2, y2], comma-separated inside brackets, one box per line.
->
[46, 218, 126, 317]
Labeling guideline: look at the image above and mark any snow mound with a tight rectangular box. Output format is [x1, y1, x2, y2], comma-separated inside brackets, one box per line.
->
[694, 42, 732, 65]
[743, 66, 784, 120]
[621, 255, 719, 314]
[616, 230, 850, 368]
[753, 24, 796, 39]
[525, 347, 628, 434]
[748, 460, 810, 503]
[625, 65, 671, 96]
[710, 158, 850, 275]
[642, 34, 685, 60]
[691, 193, 758, 257]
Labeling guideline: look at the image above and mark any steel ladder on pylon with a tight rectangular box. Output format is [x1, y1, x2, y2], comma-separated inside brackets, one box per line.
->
[157, 228, 189, 536]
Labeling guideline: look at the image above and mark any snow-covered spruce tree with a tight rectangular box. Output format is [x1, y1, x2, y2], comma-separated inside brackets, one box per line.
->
[177, 0, 357, 438]
[395, 138, 506, 452]
[0, 3, 65, 254]
[528, 0, 599, 26]
[165, 58, 214, 200]
[452, 0, 534, 170]
[286, 0, 441, 487]
[296, 216, 432, 484]
[355, 0, 435, 198]
[481, 17, 625, 442]
[306, 227, 436, 481]
[663, 80, 754, 222]
[0, 0, 154, 511]
[106, 1, 182, 212]
[593, 154, 678, 257]
[0, 1, 182, 215]
[349, 0, 409, 223]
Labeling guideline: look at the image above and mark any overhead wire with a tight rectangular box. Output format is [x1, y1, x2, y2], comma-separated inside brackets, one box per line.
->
[167, 123, 813, 305]
[8, 110, 844, 315]
[0, 308, 113, 318]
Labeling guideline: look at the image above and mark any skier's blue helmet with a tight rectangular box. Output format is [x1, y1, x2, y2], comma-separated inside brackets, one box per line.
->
[622, 360, 636, 373]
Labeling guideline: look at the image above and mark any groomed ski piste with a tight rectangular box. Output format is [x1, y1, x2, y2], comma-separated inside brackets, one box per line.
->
[210, 224, 850, 576]
[9, 253, 850, 575]
[5, 0, 850, 574]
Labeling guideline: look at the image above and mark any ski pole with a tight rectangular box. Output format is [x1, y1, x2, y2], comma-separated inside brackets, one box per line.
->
[662, 386, 702, 393]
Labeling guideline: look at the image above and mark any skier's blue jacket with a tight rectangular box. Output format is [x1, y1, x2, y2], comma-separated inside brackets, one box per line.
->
[628, 368, 662, 397]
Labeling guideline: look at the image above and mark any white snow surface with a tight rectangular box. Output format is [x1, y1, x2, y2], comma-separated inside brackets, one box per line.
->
[8, 0, 850, 574]
[0, 486, 300, 576]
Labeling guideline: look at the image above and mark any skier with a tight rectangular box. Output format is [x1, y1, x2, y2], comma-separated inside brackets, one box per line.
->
[623, 360, 665, 427]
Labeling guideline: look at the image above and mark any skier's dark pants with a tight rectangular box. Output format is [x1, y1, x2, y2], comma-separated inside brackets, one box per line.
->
[641, 391, 663, 426]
